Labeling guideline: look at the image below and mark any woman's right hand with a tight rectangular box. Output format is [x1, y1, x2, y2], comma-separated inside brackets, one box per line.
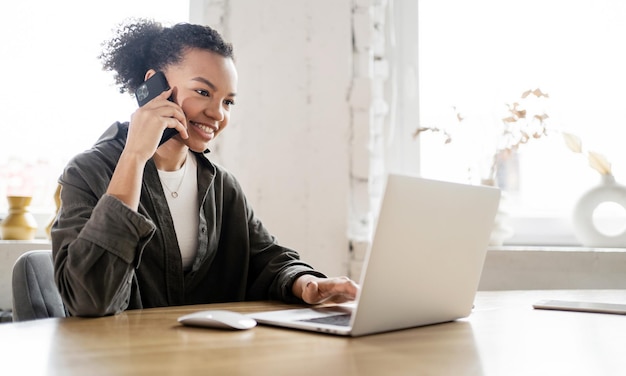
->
[125, 89, 189, 163]
[106, 89, 189, 211]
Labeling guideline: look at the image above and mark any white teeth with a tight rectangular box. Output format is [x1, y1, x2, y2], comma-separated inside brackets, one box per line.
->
[192, 121, 214, 134]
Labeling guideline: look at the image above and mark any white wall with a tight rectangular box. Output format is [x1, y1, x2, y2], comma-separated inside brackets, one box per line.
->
[191, 0, 359, 277]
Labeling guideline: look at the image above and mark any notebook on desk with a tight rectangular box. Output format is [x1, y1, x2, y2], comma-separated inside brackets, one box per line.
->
[249, 174, 501, 337]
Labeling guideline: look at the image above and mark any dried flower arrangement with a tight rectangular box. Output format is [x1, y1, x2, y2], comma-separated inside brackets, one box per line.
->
[413, 88, 551, 186]
[561, 132, 612, 176]
[414, 87, 614, 186]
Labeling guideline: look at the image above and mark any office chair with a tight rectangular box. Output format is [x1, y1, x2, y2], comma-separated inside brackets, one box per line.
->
[12, 250, 66, 321]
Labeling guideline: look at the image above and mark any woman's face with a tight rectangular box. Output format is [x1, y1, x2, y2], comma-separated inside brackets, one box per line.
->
[164, 48, 238, 152]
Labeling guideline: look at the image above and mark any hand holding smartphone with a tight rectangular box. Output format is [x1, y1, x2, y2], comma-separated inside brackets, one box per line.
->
[135, 71, 179, 146]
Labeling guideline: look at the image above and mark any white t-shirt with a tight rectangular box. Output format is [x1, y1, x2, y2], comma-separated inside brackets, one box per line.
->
[157, 151, 199, 271]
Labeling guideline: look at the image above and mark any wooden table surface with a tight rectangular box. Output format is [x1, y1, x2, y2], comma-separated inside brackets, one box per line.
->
[1, 290, 625, 375]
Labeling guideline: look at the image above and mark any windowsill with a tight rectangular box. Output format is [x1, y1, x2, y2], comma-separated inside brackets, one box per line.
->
[0, 240, 51, 256]
[0, 239, 51, 244]
[480, 245, 626, 291]
[489, 245, 626, 253]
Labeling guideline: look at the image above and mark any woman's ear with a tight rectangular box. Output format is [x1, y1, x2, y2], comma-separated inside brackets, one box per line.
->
[144, 69, 158, 82]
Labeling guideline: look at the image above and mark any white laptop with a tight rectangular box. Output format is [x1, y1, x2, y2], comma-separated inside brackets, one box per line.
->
[249, 174, 501, 337]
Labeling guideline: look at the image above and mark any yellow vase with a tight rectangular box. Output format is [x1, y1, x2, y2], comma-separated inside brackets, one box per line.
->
[45, 184, 62, 240]
[1, 196, 38, 240]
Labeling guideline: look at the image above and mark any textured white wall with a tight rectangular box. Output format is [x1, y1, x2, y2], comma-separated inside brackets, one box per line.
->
[191, 0, 359, 277]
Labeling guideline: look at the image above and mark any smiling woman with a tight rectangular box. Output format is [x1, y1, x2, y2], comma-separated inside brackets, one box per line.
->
[0, 1, 189, 217]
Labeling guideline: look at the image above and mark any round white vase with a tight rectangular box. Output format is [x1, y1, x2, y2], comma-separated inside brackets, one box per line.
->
[572, 174, 626, 247]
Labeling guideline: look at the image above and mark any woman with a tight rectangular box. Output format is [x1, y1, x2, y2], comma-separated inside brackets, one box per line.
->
[51, 19, 358, 317]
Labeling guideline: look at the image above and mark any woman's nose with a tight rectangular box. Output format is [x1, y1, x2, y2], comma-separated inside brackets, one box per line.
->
[205, 101, 224, 121]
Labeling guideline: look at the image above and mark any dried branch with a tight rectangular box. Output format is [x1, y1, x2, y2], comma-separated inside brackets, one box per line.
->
[562, 132, 612, 175]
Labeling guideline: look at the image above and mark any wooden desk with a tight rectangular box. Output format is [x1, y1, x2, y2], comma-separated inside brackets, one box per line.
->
[1, 290, 625, 375]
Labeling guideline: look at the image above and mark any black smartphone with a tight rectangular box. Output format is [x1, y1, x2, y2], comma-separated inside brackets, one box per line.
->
[135, 71, 179, 146]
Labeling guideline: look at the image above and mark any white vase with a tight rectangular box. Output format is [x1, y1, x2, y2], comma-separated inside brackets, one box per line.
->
[489, 191, 514, 246]
[572, 174, 626, 247]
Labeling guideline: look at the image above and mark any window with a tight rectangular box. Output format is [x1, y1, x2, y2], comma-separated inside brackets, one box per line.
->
[0, 1, 189, 215]
[417, 0, 626, 245]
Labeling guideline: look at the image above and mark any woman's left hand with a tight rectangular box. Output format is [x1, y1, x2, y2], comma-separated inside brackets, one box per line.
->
[294, 275, 360, 304]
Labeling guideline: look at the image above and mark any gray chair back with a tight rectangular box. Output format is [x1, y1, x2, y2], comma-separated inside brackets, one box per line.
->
[12, 250, 66, 321]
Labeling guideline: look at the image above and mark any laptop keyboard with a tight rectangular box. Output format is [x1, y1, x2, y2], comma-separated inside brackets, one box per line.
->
[299, 313, 352, 327]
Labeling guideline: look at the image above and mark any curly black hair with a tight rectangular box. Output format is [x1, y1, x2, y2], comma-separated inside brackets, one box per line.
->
[99, 18, 234, 94]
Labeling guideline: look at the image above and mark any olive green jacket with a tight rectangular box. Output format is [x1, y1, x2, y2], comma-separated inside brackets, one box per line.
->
[52, 122, 324, 317]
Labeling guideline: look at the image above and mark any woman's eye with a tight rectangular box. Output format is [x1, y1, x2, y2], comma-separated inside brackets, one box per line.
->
[224, 99, 235, 107]
[196, 89, 210, 97]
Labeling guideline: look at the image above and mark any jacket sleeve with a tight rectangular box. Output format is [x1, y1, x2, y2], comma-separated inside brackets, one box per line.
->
[246, 210, 326, 303]
[52, 161, 156, 317]
[222, 174, 326, 303]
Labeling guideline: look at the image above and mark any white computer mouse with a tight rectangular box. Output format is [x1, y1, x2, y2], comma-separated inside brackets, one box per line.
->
[177, 310, 257, 330]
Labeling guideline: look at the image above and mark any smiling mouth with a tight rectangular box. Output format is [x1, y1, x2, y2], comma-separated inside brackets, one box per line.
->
[190, 121, 216, 135]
